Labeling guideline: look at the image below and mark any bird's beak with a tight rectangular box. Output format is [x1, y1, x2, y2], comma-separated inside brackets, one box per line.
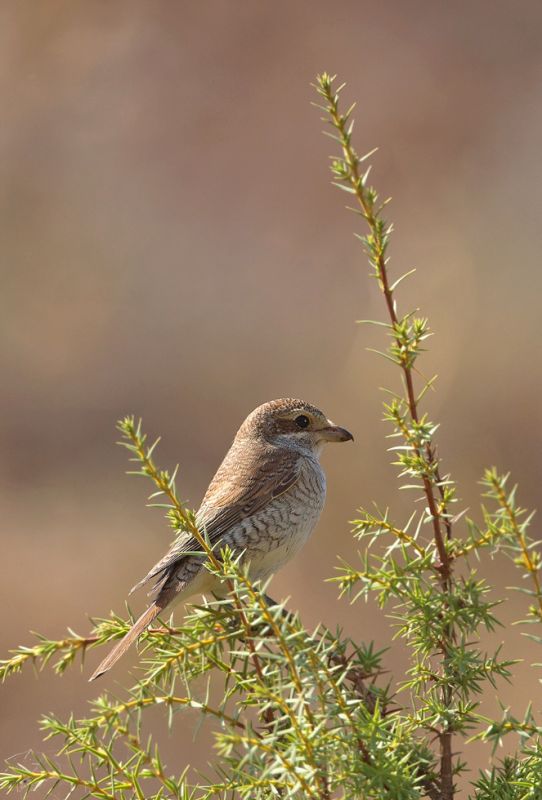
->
[318, 421, 354, 443]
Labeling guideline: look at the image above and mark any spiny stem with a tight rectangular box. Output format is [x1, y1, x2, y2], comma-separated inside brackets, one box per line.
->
[315, 72, 455, 799]
[317, 79, 450, 582]
[488, 470, 542, 620]
[237, 573, 331, 797]
[92, 693, 245, 731]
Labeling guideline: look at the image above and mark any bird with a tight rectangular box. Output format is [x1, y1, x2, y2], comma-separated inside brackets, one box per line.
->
[89, 398, 353, 680]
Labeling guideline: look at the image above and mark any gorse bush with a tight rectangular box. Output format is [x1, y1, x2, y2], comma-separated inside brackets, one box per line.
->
[2, 73, 542, 799]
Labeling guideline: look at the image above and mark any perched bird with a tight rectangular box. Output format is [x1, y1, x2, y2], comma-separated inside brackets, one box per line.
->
[90, 398, 353, 680]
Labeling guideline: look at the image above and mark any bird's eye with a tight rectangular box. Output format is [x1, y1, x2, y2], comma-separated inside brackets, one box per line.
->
[295, 414, 310, 429]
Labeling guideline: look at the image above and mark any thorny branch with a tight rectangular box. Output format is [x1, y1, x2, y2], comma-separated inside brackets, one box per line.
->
[315, 73, 456, 800]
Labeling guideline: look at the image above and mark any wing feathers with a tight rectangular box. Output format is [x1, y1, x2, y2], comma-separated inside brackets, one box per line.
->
[129, 443, 301, 597]
[196, 444, 300, 543]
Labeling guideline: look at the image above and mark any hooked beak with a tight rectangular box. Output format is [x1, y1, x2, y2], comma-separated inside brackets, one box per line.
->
[318, 422, 354, 443]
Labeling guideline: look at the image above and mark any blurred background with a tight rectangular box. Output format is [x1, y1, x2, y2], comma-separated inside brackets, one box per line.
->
[2, 1, 542, 794]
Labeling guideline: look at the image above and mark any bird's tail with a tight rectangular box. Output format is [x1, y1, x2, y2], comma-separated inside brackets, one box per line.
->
[89, 602, 163, 681]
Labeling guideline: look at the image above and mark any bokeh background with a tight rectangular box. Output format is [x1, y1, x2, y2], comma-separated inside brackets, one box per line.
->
[2, 1, 542, 794]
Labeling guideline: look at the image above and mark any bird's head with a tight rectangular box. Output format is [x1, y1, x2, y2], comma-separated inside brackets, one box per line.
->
[240, 398, 353, 456]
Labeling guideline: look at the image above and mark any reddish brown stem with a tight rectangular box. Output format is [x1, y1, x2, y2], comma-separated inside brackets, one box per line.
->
[321, 79, 455, 799]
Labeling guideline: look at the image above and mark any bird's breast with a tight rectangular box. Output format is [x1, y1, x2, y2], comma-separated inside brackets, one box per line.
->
[225, 456, 326, 581]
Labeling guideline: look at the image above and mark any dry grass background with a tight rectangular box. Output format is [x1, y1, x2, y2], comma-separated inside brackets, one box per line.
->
[2, 2, 542, 793]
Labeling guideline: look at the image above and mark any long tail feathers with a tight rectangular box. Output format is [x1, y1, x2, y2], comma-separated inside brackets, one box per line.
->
[89, 603, 163, 681]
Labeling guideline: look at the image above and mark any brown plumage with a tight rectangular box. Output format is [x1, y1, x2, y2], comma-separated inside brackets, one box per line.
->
[89, 603, 163, 681]
[89, 398, 352, 681]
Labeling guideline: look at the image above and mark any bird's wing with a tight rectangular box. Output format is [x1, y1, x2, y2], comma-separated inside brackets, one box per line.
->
[130, 444, 301, 595]
[197, 445, 301, 543]
[129, 529, 195, 595]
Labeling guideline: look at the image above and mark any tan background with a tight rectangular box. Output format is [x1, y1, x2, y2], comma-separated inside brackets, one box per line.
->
[2, 1, 542, 795]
